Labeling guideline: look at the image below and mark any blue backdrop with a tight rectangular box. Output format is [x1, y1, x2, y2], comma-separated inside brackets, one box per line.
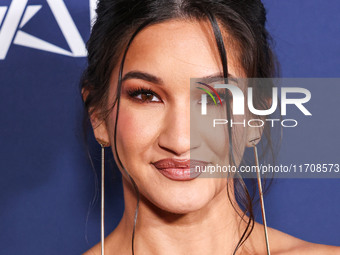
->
[0, 0, 339, 254]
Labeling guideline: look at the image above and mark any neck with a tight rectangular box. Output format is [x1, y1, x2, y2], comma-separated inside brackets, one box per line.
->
[114, 178, 251, 255]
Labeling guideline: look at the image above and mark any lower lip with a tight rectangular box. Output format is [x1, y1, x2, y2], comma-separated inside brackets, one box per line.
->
[156, 167, 202, 181]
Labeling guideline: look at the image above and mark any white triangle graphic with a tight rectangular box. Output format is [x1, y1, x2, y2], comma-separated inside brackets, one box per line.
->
[19, 5, 42, 29]
[0, 0, 88, 59]
[14, 30, 73, 56]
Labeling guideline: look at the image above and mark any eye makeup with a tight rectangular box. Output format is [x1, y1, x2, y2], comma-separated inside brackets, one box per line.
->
[125, 86, 162, 103]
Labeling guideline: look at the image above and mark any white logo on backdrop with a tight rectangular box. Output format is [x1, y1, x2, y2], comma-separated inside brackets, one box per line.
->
[0, 0, 97, 60]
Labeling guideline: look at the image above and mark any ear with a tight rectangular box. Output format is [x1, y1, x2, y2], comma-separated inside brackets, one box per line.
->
[91, 117, 111, 147]
[82, 88, 111, 147]
[246, 120, 264, 147]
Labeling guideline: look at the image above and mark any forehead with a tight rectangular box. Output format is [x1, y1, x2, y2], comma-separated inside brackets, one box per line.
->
[122, 19, 242, 80]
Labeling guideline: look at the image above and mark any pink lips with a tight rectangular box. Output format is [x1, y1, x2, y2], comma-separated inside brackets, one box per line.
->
[152, 159, 209, 181]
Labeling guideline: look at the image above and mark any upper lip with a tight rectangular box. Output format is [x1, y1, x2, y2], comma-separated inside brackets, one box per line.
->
[152, 158, 210, 169]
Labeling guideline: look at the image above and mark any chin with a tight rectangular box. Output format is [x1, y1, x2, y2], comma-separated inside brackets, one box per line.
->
[147, 179, 220, 215]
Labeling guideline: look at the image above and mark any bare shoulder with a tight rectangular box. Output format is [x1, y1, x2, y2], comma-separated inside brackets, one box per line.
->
[267, 226, 340, 255]
[277, 241, 340, 255]
[287, 242, 340, 255]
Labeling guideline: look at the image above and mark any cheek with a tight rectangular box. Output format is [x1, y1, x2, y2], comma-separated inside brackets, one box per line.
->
[115, 107, 162, 159]
[199, 114, 230, 160]
[198, 115, 247, 165]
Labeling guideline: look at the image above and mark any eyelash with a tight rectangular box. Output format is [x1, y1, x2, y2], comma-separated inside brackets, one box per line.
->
[126, 87, 162, 103]
[125, 87, 231, 105]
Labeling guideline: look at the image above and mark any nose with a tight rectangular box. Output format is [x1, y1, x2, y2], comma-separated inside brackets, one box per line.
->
[158, 100, 191, 156]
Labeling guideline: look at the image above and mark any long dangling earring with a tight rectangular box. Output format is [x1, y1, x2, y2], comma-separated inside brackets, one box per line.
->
[251, 138, 271, 255]
[97, 139, 109, 255]
[100, 143, 105, 255]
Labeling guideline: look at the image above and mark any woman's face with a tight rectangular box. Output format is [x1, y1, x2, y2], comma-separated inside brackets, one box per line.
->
[103, 19, 253, 214]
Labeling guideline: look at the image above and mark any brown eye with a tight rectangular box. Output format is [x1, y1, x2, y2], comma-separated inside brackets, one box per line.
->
[127, 88, 162, 103]
[140, 93, 158, 102]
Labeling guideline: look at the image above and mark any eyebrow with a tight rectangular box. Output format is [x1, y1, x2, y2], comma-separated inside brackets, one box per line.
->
[198, 72, 238, 83]
[121, 71, 237, 85]
[121, 71, 164, 85]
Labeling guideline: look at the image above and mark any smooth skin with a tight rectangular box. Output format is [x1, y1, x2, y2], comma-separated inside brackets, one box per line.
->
[84, 19, 340, 255]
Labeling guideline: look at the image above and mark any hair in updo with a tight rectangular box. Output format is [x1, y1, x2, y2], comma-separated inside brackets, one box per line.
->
[81, 0, 279, 254]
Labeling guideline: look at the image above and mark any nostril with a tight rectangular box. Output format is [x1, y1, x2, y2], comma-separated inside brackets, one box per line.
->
[158, 134, 191, 156]
[158, 129, 191, 156]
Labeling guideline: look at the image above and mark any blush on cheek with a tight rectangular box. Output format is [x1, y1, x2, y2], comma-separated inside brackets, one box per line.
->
[208, 124, 230, 158]
[116, 108, 162, 156]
